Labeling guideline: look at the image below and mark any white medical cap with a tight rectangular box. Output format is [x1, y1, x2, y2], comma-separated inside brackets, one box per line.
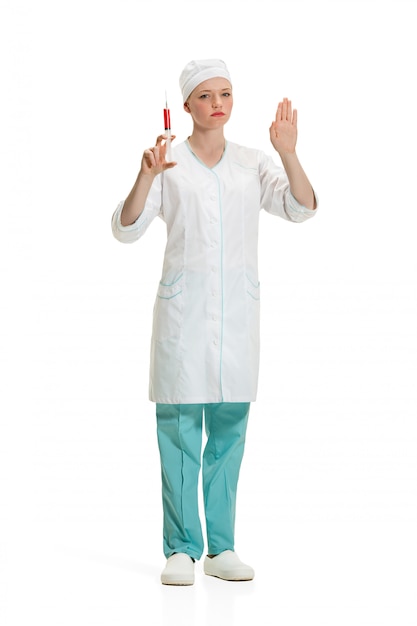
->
[179, 59, 232, 102]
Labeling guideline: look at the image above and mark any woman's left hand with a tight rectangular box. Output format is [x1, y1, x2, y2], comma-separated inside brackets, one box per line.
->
[269, 98, 297, 155]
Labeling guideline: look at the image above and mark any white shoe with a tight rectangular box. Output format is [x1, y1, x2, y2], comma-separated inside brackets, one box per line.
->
[204, 550, 254, 581]
[161, 553, 195, 586]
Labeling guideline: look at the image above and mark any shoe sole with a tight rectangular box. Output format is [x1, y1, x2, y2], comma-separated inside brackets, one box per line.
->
[161, 580, 194, 586]
[204, 571, 254, 581]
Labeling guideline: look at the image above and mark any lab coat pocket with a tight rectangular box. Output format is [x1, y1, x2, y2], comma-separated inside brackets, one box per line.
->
[153, 273, 184, 342]
[246, 274, 260, 301]
[245, 274, 261, 365]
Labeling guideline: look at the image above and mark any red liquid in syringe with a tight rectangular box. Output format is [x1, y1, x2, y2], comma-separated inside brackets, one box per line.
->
[164, 95, 172, 161]
[164, 108, 171, 131]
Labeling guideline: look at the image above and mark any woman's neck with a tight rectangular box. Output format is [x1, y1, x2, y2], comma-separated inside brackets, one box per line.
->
[187, 129, 226, 167]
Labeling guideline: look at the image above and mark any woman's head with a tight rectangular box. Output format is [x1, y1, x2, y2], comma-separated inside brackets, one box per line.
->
[179, 59, 232, 102]
[180, 59, 233, 130]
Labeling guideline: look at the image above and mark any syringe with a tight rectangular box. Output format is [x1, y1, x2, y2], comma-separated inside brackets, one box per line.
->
[164, 92, 173, 162]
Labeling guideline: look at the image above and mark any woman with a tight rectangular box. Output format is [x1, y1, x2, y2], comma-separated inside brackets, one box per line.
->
[112, 59, 317, 585]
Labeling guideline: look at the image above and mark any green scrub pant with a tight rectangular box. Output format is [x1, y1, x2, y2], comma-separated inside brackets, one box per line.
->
[156, 402, 250, 560]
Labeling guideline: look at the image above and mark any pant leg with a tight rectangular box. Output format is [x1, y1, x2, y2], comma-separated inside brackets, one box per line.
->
[156, 403, 204, 560]
[202, 402, 250, 555]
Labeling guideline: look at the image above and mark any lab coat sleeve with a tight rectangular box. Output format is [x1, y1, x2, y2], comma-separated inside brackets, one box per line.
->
[111, 175, 163, 244]
[258, 151, 318, 223]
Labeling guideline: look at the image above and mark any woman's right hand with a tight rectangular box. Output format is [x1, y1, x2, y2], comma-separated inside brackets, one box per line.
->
[120, 135, 177, 226]
[141, 134, 177, 176]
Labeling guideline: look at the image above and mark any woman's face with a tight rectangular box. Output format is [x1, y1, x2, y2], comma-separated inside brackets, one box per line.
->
[184, 77, 233, 130]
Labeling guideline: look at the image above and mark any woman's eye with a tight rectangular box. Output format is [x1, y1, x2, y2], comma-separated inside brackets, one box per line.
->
[223, 92, 231, 97]
[199, 94, 209, 99]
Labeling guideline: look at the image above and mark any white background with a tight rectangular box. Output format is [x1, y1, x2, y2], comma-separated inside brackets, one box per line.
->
[1, 0, 416, 624]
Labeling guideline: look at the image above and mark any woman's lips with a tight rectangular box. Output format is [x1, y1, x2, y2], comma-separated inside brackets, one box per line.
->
[211, 112, 225, 117]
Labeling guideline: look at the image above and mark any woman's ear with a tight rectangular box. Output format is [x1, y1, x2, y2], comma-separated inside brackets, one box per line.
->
[183, 101, 191, 113]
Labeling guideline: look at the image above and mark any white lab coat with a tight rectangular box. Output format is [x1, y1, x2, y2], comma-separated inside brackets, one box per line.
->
[112, 140, 316, 404]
